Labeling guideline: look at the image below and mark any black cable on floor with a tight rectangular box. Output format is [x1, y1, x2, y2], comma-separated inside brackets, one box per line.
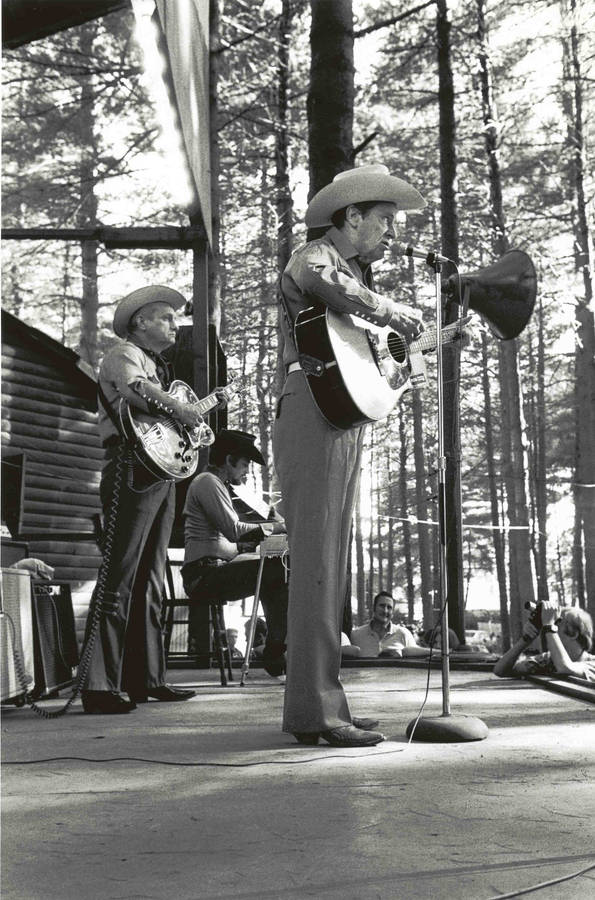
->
[484, 860, 595, 900]
[3, 746, 406, 768]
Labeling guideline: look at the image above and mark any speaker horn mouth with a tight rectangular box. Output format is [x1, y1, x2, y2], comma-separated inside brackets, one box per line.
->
[445, 250, 537, 340]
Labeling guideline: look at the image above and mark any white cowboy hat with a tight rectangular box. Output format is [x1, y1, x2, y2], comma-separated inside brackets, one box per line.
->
[113, 285, 186, 338]
[305, 164, 426, 228]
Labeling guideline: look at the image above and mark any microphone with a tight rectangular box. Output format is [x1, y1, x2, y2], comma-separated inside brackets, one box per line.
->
[404, 246, 451, 265]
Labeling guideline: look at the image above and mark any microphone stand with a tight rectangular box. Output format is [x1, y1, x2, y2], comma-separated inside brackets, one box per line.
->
[406, 257, 488, 743]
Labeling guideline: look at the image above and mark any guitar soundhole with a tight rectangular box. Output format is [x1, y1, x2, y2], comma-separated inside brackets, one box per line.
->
[387, 332, 407, 364]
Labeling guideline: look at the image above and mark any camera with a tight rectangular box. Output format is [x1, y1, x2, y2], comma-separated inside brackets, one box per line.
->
[524, 600, 543, 631]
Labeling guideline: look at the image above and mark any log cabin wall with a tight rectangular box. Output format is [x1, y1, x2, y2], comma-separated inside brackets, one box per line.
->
[1, 310, 103, 643]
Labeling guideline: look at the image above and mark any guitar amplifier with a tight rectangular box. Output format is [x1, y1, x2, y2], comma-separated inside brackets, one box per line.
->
[30, 582, 79, 698]
[0, 568, 34, 703]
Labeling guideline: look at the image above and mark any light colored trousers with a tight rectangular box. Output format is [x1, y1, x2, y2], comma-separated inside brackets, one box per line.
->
[273, 371, 365, 733]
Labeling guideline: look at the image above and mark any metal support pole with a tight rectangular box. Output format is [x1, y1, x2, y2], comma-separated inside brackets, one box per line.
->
[434, 262, 451, 716]
[406, 256, 487, 743]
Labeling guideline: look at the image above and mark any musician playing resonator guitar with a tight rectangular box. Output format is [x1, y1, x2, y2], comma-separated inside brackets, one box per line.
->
[81, 285, 226, 714]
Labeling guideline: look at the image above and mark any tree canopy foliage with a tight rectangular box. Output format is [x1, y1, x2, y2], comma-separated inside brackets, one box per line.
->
[2, 0, 594, 635]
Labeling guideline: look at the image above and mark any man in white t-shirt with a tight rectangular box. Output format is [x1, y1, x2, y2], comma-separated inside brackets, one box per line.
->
[351, 591, 418, 658]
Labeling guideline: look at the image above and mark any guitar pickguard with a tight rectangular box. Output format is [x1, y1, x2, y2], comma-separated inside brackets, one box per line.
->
[366, 328, 412, 393]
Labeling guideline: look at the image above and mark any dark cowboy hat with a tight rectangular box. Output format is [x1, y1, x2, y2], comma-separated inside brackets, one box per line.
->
[113, 285, 186, 338]
[305, 163, 426, 229]
[211, 429, 265, 466]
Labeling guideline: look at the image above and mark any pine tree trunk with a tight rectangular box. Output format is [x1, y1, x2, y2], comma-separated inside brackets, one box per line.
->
[367, 439, 375, 600]
[355, 485, 366, 623]
[257, 165, 272, 497]
[386, 444, 395, 589]
[499, 341, 536, 637]
[377, 475, 384, 589]
[534, 298, 550, 604]
[77, 23, 99, 369]
[476, 0, 536, 638]
[270, 0, 295, 507]
[275, 0, 294, 387]
[481, 332, 510, 650]
[436, 0, 464, 642]
[399, 413, 415, 621]
[209, 0, 222, 329]
[60, 244, 74, 345]
[308, 0, 354, 201]
[572, 495, 585, 605]
[563, 0, 595, 616]
[410, 337, 433, 626]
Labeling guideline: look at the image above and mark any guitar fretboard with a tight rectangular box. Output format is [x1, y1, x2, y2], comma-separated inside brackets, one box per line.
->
[388, 318, 468, 357]
[412, 319, 466, 353]
[194, 383, 234, 415]
[195, 392, 220, 415]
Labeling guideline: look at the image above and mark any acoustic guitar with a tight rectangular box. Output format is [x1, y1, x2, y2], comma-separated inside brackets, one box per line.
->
[294, 306, 469, 429]
[119, 379, 237, 482]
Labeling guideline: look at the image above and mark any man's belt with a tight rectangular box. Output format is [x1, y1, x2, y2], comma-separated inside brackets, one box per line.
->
[286, 361, 301, 374]
[181, 557, 225, 596]
[189, 557, 225, 568]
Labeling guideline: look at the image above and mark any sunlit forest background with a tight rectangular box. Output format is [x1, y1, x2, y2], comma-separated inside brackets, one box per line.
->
[2, 0, 594, 648]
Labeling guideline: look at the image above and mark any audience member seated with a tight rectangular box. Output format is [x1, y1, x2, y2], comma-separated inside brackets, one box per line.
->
[493, 601, 595, 681]
[226, 628, 243, 659]
[350, 591, 419, 658]
[341, 631, 360, 658]
[421, 626, 461, 652]
[244, 616, 268, 659]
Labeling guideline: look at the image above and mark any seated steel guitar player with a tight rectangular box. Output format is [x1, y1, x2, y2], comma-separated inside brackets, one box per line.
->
[81, 285, 225, 714]
[181, 429, 288, 677]
[273, 164, 432, 747]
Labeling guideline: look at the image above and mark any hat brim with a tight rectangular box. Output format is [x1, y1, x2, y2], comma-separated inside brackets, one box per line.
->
[113, 285, 186, 338]
[305, 171, 426, 228]
[211, 434, 266, 466]
[242, 445, 265, 466]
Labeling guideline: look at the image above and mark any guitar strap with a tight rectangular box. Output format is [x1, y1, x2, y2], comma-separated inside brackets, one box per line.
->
[97, 381, 128, 444]
[277, 277, 299, 351]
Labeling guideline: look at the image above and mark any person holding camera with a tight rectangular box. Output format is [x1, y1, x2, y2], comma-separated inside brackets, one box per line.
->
[493, 600, 595, 681]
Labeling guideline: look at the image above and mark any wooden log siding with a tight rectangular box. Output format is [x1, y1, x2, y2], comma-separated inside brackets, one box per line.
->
[1, 312, 103, 642]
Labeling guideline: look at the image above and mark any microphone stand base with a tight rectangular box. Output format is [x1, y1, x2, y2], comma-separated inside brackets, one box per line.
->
[406, 714, 488, 743]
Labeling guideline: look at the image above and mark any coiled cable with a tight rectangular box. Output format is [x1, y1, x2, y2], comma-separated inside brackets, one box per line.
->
[7, 444, 127, 719]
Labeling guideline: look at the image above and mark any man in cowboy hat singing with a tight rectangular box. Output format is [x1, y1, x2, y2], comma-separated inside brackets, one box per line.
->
[81, 285, 207, 714]
[273, 164, 426, 747]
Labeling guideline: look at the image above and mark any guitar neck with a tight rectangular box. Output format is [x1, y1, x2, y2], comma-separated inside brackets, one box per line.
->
[412, 320, 465, 354]
[195, 391, 220, 416]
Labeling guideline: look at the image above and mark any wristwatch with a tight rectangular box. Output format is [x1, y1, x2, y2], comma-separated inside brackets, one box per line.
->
[542, 624, 558, 635]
